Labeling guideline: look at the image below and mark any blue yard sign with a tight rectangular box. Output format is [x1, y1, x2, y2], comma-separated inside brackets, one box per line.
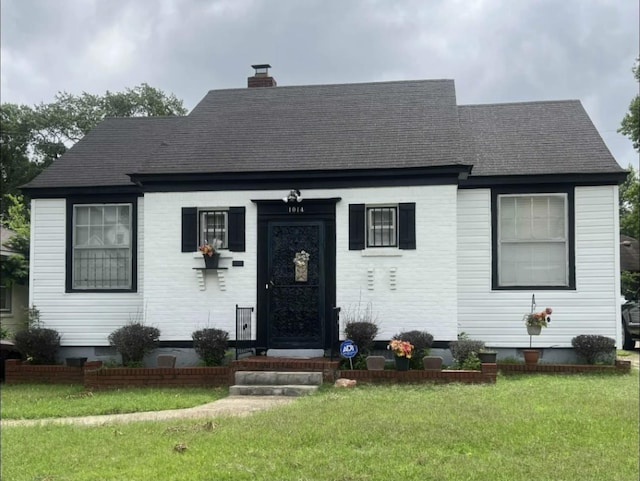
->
[340, 340, 358, 369]
[340, 340, 358, 358]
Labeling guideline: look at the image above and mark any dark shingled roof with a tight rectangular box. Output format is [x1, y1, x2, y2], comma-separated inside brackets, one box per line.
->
[23, 79, 625, 190]
[23, 116, 183, 189]
[136, 79, 463, 174]
[458, 101, 622, 176]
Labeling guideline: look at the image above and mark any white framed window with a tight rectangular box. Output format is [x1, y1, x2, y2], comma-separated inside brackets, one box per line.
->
[497, 193, 569, 287]
[0, 282, 11, 312]
[367, 206, 397, 247]
[72, 203, 132, 290]
[199, 210, 228, 248]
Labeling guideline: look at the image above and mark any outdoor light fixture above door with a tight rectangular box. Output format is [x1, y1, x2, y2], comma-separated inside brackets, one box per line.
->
[282, 189, 302, 203]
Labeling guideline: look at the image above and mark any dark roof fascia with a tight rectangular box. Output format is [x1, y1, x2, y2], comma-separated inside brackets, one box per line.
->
[459, 172, 628, 188]
[129, 165, 473, 192]
[22, 185, 142, 199]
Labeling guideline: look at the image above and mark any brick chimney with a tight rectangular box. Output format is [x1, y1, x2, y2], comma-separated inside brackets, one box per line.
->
[248, 64, 277, 88]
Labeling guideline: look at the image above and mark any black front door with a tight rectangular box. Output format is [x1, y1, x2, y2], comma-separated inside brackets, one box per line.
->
[266, 221, 325, 349]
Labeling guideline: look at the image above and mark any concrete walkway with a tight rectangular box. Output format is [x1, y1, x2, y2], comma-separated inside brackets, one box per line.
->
[1, 396, 295, 427]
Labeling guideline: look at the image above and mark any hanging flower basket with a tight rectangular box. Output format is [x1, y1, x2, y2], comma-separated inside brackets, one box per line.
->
[527, 325, 542, 336]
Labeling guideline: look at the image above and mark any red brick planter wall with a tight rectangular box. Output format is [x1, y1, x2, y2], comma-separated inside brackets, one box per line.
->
[83, 361, 231, 389]
[339, 363, 497, 384]
[497, 360, 631, 374]
[4, 359, 84, 384]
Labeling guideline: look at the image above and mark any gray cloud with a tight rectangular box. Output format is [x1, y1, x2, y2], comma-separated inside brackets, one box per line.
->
[1, 0, 637, 169]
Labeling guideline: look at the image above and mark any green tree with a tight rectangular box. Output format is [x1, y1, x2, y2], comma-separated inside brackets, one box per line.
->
[0, 83, 187, 219]
[0, 194, 30, 287]
[618, 59, 640, 151]
[619, 165, 640, 240]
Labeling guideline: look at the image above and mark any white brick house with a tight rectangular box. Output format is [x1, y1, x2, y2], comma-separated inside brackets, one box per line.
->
[23, 66, 627, 362]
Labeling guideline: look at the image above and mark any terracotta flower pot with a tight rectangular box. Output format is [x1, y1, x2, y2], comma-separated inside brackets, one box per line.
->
[523, 349, 540, 364]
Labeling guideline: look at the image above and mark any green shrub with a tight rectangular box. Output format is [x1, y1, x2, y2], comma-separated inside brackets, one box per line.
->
[393, 330, 434, 369]
[571, 335, 616, 365]
[192, 328, 229, 366]
[344, 321, 378, 355]
[460, 352, 481, 370]
[108, 323, 160, 366]
[449, 338, 485, 368]
[14, 328, 61, 364]
[0, 325, 12, 339]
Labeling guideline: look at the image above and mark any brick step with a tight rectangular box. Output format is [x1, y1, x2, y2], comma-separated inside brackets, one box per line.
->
[229, 384, 319, 396]
[234, 370, 323, 386]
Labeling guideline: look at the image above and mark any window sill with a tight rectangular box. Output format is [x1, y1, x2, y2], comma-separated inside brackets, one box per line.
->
[360, 249, 403, 257]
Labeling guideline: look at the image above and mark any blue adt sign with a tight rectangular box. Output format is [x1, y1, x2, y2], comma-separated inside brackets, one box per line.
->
[340, 340, 358, 359]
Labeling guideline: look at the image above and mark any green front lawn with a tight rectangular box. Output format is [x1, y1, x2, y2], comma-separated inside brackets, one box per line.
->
[0, 384, 227, 419]
[2, 374, 638, 481]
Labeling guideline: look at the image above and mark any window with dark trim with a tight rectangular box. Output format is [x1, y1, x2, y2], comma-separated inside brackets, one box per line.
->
[66, 196, 138, 293]
[0, 282, 11, 312]
[492, 187, 575, 290]
[349, 203, 415, 250]
[182, 206, 245, 253]
[199, 210, 228, 248]
[367, 206, 397, 247]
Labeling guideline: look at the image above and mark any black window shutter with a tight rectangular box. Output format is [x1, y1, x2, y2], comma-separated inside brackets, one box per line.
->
[349, 204, 365, 250]
[398, 203, 416, 250]
[228, 207, 246, 252]
[181, 207, 198, 252]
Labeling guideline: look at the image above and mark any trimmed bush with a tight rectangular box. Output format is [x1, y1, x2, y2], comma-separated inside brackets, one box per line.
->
[108, 323, 160, 367]
[394, 330, 434, 369]
[192, 328, 229, 366]
[449, 338, 485, 368]
[344, 321, 378, 355]
[571, 335, 616, 365]
[14, 328, 61, 364]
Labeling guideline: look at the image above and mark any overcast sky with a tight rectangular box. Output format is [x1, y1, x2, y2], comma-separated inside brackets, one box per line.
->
[1, 0, 638, 171]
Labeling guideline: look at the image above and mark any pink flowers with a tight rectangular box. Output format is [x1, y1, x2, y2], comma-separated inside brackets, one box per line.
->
[388, 339, 414, 358]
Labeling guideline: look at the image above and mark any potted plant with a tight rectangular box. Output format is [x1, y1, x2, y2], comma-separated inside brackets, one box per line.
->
[523, 305, 552, 364]
[199, 239, 222, 269]
[477, 348, 497, 363]
[388, 339, 413, 371]
[524, 307, 552, 336]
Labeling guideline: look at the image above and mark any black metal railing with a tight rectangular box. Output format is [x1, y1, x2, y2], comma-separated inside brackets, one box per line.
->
[235, 305, 254, 359]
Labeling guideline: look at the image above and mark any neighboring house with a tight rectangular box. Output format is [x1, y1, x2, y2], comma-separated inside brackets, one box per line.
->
[0, 226, 28, 336]
[620, 235, 639, 274]
[22, 66, 628, 362]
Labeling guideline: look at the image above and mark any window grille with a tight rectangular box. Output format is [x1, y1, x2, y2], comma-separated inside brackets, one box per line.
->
[199, 210, 228, 248]
[72, 204, 132, 289]
[367, 206, 397, 247]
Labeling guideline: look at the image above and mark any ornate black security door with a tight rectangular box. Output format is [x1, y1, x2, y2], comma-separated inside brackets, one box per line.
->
[266, 221, 325, 349]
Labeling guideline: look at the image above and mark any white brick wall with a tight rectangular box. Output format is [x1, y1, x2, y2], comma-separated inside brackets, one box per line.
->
[143, 185, 459, 342]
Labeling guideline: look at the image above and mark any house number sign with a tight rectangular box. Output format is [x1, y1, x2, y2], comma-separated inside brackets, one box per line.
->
[293, 250, 310, 282]
[288, 206, 304, 213]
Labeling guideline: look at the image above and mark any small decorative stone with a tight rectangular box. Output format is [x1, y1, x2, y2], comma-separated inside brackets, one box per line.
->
[423, 356, 443, 371]
[366, 355, 386, 371]
[334, 378, 357, 388]
[157, 355, 177, 368]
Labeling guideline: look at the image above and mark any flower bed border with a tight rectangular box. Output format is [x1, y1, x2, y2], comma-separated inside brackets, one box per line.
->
[4, 359, 630, 388]
[497, 359, 631, 374]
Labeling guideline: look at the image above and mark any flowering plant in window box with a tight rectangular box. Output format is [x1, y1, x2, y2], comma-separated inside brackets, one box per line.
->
[198, 239, 222, 257]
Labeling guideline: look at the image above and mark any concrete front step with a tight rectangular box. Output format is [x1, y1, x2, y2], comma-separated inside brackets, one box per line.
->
[234, 371, 323, 386]
[229, 384, 319, 396]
